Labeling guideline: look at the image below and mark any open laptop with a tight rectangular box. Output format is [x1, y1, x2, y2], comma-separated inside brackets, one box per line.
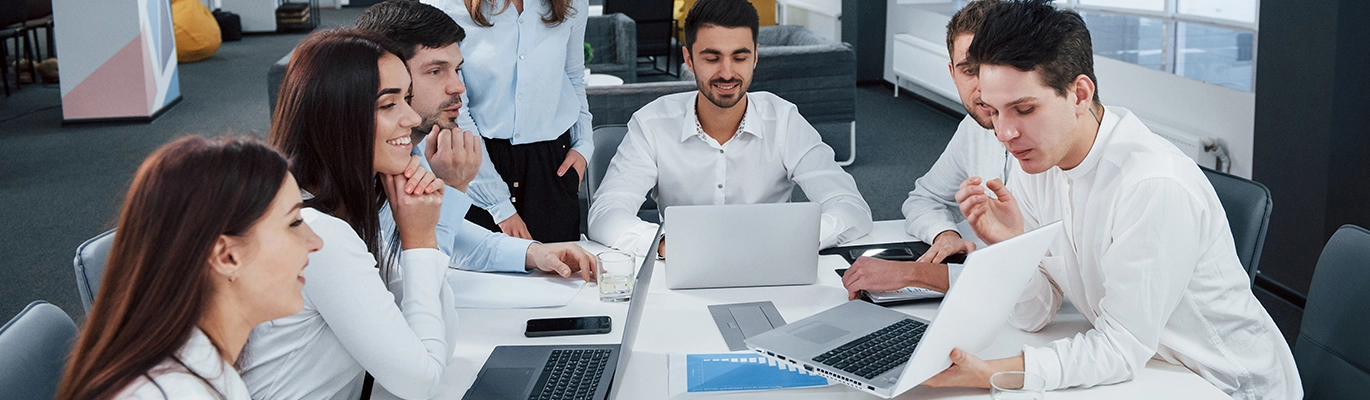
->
[463, 227, 663, 400]
[664, 203, 820, 289]
[744, 221, 1063, 398]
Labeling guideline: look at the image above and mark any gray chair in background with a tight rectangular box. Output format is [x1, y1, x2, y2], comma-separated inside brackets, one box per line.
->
[586, 80, 695, 128]
[1201, 167, 1272, 284]
[74, 229, 115, 313]
[681, 25, 857, 166]
[1294, 224, 1370, 399]
[0, 300, 77, 400]
[586, 13, 637, 83]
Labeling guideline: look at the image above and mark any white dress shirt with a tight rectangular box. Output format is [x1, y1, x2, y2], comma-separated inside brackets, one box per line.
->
[240, 208, 459, 400]
[114, 329, 250, 400]
[902, 115, 1009, 243]
[1007, 107, 1301, 399]
[587, 91, 873, 256]
[427, 0, 594, 224]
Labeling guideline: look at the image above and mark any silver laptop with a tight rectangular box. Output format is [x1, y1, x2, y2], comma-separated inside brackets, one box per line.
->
[663, 203, 820, 290]
[744, 221, 1063, 398]
[463, 227, 663, 400]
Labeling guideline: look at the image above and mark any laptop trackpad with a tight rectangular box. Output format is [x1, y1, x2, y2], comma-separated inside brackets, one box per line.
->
[793, 322, 849, 344]
[466, 368, 537, 400]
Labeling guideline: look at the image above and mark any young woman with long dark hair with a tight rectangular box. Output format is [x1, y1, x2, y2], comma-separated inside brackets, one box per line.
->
[56, 135, 322, 400]
[237, 28, 460, 400]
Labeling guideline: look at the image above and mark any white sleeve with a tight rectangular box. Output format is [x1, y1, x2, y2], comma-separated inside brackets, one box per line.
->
[902, 125, 972, 242]
[1021, 179, 1202, 391]
[781, 105, 872, 248]
[586, 115, 660, 257]
[303, 214, 453, 400]
[1006, 175, 1063, 333]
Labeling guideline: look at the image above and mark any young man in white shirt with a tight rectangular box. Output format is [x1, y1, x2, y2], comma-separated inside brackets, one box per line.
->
[852, 1, 1302, 398]
[586, 0, 872, 256]
[900, 0, 1009, 264]
[356, 0, 597, 279]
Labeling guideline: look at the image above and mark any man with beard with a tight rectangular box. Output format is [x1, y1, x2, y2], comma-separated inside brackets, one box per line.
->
[586, 0, 871, 256]
[357, 0, 598, 279]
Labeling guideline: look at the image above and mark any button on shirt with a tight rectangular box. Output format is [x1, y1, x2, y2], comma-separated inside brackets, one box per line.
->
[1007, 107, 1301, 399]
[587, 91, 873, 256]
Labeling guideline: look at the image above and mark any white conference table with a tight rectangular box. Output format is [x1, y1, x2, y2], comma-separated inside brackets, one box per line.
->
[381, 220, 1230, 399]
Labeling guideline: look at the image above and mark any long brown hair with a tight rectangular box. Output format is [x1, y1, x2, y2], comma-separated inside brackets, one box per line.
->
[465, 0, 576, 27]
[56, 136, 291, 400]
[269, 28, 402, 275]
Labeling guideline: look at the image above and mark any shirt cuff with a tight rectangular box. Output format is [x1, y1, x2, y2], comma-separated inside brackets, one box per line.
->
[1022, 344, 1066, 391]
[819, 214, 844, 248]
[400, 248, 450, 282]
[488, 237, 535, 273]
[921, 224, 959, 247]
[945, 263, 964, 289]
[484, 201, 517, 224]
[571, 140, 594, 168]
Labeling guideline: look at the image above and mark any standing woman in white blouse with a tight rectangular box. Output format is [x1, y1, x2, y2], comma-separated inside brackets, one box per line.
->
[57, 135, 323, 400]
[238, 28, 481, 400]
[431, 0, 593, 243]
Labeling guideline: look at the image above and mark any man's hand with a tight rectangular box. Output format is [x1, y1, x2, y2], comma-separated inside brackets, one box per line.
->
[556, 149, 587, 188]
[498, 213, 534, 240]
[955, 177, 1024, 245]
[840, 257, 949, 300]
[657, 237, 666, 258]
[917, 230, 976, 263]
[922, 349, 1024, 389]
[424, 126, 482, 192]
[526, 242, 598, 282]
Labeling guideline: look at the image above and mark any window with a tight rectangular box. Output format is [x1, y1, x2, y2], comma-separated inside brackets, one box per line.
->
[1177, 0, 1257, 24]
[1175, 22, 1254, 91]
[1080, 11, 1166, 71]
[1079, 0, 1165, 12]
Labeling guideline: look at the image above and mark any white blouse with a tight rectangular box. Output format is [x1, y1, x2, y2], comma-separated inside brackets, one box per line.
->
[238, 208, 458, 400]
[1008, 107, 1301, 399]
[114, 329, 250, 400]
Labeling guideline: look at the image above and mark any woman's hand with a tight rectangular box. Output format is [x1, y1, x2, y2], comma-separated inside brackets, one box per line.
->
[383, 169, 444, 250]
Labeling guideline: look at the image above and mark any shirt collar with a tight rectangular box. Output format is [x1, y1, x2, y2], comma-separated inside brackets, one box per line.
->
[1063, 105, 1121, 181]
[174, 328, 233, 382]
[680, 92, 766, 143]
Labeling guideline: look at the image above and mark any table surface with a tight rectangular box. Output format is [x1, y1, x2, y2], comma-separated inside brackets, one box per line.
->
[379, 221, 1230, 399]
[586, 74, 625, 87]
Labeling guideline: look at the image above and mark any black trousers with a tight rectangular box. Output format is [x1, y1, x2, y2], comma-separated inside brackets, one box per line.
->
[465, 131, 581, 242]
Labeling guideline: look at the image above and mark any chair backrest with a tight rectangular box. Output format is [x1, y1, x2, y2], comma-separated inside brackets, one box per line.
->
[1295, 224, 1370, 399]
[74, 229, 116, 313]
[0, 301, 77, 400]
[603, 0, 673, 56]
[0, 0, 28, 28]
[1201, 167, 1272, 284]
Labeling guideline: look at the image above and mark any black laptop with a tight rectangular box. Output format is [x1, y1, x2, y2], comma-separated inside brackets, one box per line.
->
[463, 229, 662, 400]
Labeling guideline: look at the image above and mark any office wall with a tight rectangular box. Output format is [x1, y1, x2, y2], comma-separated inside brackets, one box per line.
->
[883, 1, 1257, 177]
[1252, 0, 1370, 298]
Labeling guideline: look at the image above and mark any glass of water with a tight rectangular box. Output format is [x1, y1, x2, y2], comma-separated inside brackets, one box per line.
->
[990, 371, 1046, 400]
[597, 250, 636, 302]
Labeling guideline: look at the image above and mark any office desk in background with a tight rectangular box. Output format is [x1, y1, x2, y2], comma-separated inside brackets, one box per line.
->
[377, 221, 1230, 399]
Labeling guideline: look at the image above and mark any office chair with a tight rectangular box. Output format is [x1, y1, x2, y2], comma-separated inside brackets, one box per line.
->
[603, 0, 677, 76]
[0, 300, 78, 400]
[587, 124, 657, 223]
[74, 229, 116, 313]
[1294, 224, 1370, 399]
[1201, 167, 1272, 285]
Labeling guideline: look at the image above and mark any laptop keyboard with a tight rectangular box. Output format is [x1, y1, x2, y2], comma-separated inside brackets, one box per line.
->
[811, 319, 928, 380]
[529, 348, 612, 400]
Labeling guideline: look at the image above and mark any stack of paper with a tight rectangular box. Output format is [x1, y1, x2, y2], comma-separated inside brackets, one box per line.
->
[668, 352, 832, 396]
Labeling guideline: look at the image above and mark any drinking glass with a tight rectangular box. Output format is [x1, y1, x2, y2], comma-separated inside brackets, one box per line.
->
[990, 371, 1046, 400]
[597, 250, 635, 302]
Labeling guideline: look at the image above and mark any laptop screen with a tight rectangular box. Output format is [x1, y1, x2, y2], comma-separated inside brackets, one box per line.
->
[604, 225, 663, 399]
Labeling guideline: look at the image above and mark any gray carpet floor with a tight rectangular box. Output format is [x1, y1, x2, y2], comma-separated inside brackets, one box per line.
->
[0, 7, 959, 322]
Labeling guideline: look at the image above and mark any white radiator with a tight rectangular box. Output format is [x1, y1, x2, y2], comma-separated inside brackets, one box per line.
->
[1149, 123, 1226, 171]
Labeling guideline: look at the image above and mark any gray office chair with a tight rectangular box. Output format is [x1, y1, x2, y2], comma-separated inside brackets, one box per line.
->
[586, 125, 657, 224]
[74, 229, 116, 313]
[1201, 167, 1272, 284]
[0, 301, 77, 400]
[1294, 224, 1370, 399]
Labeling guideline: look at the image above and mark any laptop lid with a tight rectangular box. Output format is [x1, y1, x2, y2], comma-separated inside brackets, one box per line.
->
[603, 225, 663, 399]
[891, 220, 1063, 394]
[663, 203, 820, 289]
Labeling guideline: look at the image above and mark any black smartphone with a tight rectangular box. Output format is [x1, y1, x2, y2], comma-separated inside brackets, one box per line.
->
[524, 316, 612, 337]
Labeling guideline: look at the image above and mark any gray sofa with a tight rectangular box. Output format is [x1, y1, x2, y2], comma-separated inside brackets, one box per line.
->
[586, 13, 637, 83]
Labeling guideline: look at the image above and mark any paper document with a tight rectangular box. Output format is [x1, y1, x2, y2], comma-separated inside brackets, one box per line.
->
[446, 269, 586, 309]
[667, 352, 831, 396]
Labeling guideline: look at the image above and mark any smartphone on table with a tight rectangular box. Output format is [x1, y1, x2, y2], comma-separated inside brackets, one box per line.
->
[524, 316, 612, 337]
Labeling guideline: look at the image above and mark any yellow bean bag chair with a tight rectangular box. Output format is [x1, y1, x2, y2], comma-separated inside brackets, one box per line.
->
[172, 0, 222, 63]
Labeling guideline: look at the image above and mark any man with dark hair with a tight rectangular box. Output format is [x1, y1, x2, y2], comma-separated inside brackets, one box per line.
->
[886, 0, 1300, 397]
[587, 0, 871, 256]
[357, 0, 598, 280]
[843, 0, 1010, 294]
